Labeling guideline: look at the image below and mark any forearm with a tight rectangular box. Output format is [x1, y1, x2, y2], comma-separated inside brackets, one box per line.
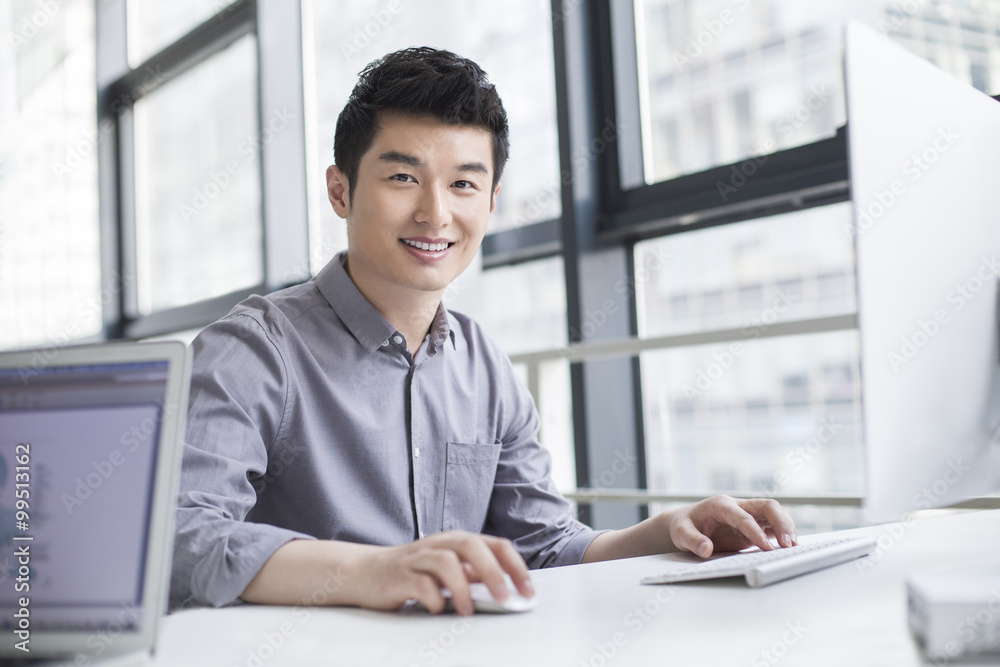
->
[581, 496, 798, 564]
[580, 511, 678, 563]
[240, 539, 380, 606]
[241, 531, 535, 615]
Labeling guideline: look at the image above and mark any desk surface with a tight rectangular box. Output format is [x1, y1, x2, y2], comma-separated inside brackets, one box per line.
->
[154, 510, 1000, 667]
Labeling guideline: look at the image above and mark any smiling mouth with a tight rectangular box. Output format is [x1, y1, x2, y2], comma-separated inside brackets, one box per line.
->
[401, 239, 455, 252]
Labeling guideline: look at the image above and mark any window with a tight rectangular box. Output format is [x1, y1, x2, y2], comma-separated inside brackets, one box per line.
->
[127, 0, 241, 65]
[635, 204, 862, 527]
[635, 204, 856, 338]
[132, 35, 262, 314]
[629, 0, 1000, 186]
[610, 3, 1000, 526]
[0, 0, 101, 349]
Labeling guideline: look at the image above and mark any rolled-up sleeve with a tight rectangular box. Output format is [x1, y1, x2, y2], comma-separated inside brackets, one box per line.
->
[169, 309, 315, 610]
[486, 353, 605, 568]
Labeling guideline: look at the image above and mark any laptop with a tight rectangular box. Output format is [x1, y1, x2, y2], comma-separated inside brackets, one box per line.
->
[0, 340, 191, 665]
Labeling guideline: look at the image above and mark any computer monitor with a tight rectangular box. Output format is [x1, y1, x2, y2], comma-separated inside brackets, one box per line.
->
[0, 340, 190, 662]
[845, 22, 1000, 523]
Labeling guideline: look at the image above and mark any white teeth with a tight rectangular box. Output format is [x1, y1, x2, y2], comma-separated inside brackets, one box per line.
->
[403, 239, 450, 252]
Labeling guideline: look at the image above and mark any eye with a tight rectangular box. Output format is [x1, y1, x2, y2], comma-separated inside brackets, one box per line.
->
[389, 173, 415, 183]
[453, 180, 477, 190]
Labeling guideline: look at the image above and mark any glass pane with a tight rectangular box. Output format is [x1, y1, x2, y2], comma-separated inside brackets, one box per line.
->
[447, 255, 567, 355]
[133, 34, 261, 314]
[0, 0, 101, 349]
[640, 331, 864, 498]
[127, 0, 240, 66]
[304, 0, 561, 274]
[635, 203, 856, 338]
[512, 359, 576, 493]
[632, 0, 1000, 185]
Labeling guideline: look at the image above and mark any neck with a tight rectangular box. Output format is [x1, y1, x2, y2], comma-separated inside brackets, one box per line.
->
[344, 263, 443, 354]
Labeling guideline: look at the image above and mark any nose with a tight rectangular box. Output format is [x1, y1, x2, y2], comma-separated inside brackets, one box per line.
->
[415, 182, 450, 229]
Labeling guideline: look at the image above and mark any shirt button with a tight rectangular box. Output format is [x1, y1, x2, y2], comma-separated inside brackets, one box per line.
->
[380, 340, 389, 347]
[414, 447, 420, 458]
[419, 531, 425, 539]
[393, 334, 404, 345]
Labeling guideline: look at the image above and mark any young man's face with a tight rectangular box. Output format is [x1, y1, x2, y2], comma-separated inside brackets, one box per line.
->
[326, 113, 500, 304]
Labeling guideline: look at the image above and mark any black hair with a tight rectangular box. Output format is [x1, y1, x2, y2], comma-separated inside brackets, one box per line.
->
[333, 47, 510, 198]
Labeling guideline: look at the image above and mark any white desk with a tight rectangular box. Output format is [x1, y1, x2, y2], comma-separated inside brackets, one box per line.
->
[153, 510, 1000, 666]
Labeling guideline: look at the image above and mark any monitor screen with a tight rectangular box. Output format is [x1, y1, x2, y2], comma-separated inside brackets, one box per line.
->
[845, 22, 1000, 523]
[0, 361, 167, 635]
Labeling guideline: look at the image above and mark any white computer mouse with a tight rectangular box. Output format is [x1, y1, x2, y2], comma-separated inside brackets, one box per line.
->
[454, 582, 537, 613]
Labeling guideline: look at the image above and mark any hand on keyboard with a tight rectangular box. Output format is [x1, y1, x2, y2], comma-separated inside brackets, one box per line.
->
[666, 495, 799, 559]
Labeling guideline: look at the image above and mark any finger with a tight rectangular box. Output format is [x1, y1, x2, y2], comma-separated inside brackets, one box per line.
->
[670, 516, 716, 558]
[482, 536, 534, 599]
[462, 562, 482, 582]
[409, 572, 449, 615]
[447, 533, 513, 602]
[424, 532, 513, 602]
[722, 504, 775, 552]
[411, 549, 475, 616]
[738, 498, 798, 547]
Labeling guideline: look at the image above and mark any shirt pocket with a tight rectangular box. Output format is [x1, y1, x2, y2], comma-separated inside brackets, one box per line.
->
[442, 441, 502, 532]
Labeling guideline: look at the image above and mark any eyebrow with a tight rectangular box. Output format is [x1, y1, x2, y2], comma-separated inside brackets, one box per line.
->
[377, 151, 489, 176]
[378, 151, 423, 167]
[456, 161, 489, 175]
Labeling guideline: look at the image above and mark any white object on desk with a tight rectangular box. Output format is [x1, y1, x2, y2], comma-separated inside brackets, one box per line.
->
[640, 536, 877, 588]
[908, 563, 1000, 661]
[444, 582, 538, 613]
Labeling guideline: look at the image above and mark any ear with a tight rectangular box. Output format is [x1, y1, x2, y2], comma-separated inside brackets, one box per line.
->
[489, 181, 501, 215]
[326, 165, 350, 219]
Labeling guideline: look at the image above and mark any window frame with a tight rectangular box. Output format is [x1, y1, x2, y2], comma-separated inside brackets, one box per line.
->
[96, 0, 310, 340]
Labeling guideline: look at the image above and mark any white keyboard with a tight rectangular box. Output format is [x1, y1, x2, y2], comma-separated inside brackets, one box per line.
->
[641, 537, 877, 588]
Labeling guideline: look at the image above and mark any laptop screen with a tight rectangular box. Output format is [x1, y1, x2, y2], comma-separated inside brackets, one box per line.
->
[0, 358, 171, 641]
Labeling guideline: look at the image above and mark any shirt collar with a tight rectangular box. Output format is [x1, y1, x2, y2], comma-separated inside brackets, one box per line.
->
[314, 251, 455, 354]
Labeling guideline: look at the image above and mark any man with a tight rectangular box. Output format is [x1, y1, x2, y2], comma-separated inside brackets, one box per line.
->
[170, 47, 797, 616]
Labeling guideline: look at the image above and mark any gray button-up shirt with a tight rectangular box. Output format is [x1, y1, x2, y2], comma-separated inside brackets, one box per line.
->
[170, 252, 601, 608]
